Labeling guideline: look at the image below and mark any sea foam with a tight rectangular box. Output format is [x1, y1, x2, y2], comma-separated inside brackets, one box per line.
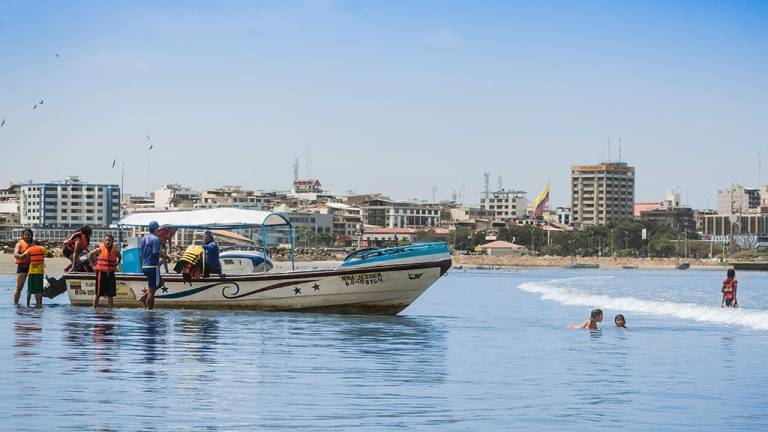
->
[518, 279, 768, 331]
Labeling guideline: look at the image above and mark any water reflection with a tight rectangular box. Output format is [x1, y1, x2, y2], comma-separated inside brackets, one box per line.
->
[14, 308, 43, 362]
[177, 313, 220, 364]
[92, 311, 118, 373]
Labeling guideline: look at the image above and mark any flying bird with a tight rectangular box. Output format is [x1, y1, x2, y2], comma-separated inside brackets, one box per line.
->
[33, 104, 37, 110]
[39, 99, 44, 105]
[148, 144, 154, 151]
[1, 119, 5, 127]
[56, 53, 60, 58]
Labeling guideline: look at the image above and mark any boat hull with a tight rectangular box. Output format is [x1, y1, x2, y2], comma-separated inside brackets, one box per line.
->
[65, 259, 451, 315]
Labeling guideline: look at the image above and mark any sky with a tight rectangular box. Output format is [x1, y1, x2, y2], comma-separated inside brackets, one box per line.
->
[1, 0, 767, 208]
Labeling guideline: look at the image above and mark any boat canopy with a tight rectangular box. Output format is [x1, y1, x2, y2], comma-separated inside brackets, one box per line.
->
[119, 208, 291, 229]
[119, 208, 296, 270]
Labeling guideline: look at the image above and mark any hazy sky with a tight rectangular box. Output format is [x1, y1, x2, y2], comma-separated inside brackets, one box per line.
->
[1, 0, 767, 208]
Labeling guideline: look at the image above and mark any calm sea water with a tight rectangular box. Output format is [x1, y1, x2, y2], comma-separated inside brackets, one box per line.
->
[2, 269, 768, 431]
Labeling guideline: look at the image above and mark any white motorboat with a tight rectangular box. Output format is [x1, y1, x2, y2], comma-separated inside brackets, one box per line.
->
[65, 208, 451, 315]
[220, 247, 273, 273]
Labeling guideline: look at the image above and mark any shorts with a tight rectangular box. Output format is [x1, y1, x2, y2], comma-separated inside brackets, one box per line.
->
[725, 297, 735, 307]
[17, 264, 29, 274]
[142, 267, 163, 290]
[27, 274, 44, 294]
[96, 271, 117, 297]
[204, 267, 221, 277]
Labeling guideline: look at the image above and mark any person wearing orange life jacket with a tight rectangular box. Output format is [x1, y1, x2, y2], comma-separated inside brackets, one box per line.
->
[63, 225, 93, 272]
[20, 244, 49, 308]
[88, 234, 122, 308]
[12, 229, 35, 305]
[721, 268, 738, 308]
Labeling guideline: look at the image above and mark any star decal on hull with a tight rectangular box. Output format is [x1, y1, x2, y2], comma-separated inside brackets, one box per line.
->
[293, 286, 301, 295]
[313, 283, 320, 291]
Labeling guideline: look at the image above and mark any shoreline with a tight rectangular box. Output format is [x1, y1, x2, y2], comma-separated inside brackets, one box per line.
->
[453, 255, 727, 270]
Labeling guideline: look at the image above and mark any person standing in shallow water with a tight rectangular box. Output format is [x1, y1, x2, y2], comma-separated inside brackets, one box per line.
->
[721, 268, 738, 308]
[569, 309, 603, 329]
[13, 229, 34, 305]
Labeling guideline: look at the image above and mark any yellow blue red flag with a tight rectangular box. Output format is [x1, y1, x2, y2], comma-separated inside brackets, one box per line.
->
[532, 182, 550, 218]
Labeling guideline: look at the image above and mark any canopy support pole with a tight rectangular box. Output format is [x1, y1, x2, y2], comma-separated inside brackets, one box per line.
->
[289, 225, 295, 271]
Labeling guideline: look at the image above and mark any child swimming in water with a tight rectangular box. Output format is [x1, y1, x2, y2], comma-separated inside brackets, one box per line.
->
[569, 309, 603, 330]
[614, 314, 627, 328]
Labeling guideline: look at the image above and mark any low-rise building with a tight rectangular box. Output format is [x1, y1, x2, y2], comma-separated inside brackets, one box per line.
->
[717, 185, 761, 215]
[195, 185, 265, 209]
[555, 207, 571, 226]
[154, 184, 200, 210]
[639, 207, 695, 232]
[360, 198, 441, 228]
[306, 202, 363, 237]
[0, 183, 20, 224]
[475, 240, 527, 256]
[480, 189, 528, 222]
[361, 227, 416, 247]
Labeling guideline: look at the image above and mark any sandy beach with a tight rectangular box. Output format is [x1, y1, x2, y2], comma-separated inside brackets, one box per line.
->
[453, 254, 725, 270]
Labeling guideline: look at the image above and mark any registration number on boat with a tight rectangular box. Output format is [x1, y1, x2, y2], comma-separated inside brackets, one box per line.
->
[341, 272, 383, 286]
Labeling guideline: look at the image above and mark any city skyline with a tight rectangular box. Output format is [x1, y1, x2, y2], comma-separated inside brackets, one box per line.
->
[1, 1, 767, 207]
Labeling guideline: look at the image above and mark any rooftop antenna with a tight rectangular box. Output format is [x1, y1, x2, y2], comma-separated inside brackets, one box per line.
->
[608, 138, 612, 163]
[759, 150, 762, 186]
[483, 172, 490, 200]
[618, 137, 623, 162]
[432, 185, 438, 203]
[498, 175, 503, 191]
[292, 158, 299, 181]
[452, 189, 458, 203]
[305, 145, 311, 179]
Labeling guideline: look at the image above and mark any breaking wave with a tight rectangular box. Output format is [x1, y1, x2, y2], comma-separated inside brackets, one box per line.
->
[518, 279, 768, 331]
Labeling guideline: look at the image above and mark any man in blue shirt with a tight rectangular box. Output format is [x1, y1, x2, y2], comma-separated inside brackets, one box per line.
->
[202, 230, 221, 277]
[139, 221, 166, 309]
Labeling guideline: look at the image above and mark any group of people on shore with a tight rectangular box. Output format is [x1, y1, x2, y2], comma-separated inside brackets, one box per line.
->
[569, 268, 742, 330]
[11, 221, 221, 309]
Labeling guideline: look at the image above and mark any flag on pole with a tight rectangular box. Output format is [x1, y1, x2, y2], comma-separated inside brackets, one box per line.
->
[532, 181, 551, 218]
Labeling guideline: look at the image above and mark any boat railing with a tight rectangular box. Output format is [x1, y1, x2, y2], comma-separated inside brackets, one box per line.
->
[342, 242, 446, 262]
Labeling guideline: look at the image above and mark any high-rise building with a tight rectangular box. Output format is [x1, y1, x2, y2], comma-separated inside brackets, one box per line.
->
[571, 162, 635, 227]
[19, 177, 120, 227]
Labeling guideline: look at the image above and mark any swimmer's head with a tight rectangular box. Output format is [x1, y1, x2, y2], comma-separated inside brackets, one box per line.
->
[591, 308, 603, 322]
[727, 268, 735, 279]
[614, 314, 626, 328]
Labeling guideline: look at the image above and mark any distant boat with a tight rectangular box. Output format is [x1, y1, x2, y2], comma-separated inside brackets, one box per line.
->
[677, 262, 690, 270]
[622, 265, 639, 269]
[566, 263, 600, 269]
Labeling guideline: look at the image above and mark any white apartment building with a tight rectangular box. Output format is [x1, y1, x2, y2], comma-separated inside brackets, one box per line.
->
[479, 189, 528, 221]
[19, 177, 120, 227]
[360, 198, 441, 228]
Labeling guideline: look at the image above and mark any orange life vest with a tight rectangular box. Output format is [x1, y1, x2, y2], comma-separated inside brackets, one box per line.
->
[64, 232, 89, 252]
[15, 239, 30, 265]
[94, 244, 118, 272]
[26, 245, 45, 264]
